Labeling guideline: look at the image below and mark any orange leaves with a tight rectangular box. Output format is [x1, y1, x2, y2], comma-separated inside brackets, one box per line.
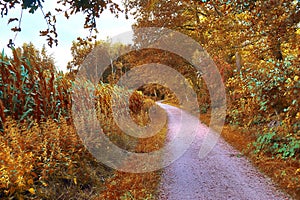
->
[0, 117, 86, 198]
[98, 118, 167, 199]
[100, 171, 159, 199]
[11, 26, 21, 32]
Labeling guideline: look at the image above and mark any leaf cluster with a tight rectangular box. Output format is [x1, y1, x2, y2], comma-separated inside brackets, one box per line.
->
[227, 56, 300, 159]
[0, 43, 72, 130]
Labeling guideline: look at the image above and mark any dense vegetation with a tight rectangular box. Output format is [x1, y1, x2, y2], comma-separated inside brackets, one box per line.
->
[124, 0, 300, 197]
[0, 0, 299, 199]
[0, 44, 167, 199]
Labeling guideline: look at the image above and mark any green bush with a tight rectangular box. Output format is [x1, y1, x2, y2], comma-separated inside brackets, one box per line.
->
[227, 56, 300, 159]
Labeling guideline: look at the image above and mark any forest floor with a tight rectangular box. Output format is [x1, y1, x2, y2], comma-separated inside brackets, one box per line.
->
[156, 103, 292, 199]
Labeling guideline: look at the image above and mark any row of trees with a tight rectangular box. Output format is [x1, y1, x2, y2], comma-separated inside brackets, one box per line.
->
[123, 0, 300, 156]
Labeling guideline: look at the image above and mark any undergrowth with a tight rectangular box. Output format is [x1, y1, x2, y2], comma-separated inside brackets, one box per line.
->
[0, 45, 167, 199]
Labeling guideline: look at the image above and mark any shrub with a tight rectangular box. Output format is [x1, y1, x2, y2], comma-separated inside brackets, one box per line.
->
[0, 44, 72, 127]
[227, 56, 300, 158]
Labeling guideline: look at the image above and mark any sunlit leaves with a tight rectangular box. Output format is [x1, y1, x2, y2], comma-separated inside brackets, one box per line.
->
[127, 0, 300, 160]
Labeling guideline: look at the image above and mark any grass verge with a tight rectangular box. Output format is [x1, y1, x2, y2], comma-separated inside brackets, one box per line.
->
[96, 104, 168, 199]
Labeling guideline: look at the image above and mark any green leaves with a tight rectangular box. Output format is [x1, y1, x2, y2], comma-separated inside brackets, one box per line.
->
[253, 130, 300, 159]
[227, 54, 300, 159]
[20, 108, 33, 121]
[0, 44, 72, 126]
[1, 49, 4, 60]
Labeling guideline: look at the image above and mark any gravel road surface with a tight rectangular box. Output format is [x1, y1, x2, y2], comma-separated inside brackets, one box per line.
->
[156, 103, 291, 200]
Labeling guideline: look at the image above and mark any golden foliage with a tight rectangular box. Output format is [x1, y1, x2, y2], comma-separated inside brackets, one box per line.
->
[126, 0, 300, 198]
[0, 44, 166, 199]
[97, 112, 167, 200]
[0, 117, 86, 198]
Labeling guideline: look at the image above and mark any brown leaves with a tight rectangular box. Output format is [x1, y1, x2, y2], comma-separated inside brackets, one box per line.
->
[11, 26, 21, 32]
[39, 30, 48, 36]
[0, 43, 71, 123]
[7, 17, 18, 24]
[0, 100, 5, 127]
[64, 10, 69, 19]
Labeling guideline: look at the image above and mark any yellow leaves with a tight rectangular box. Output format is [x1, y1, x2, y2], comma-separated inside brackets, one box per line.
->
[296, 112, 300, 119]
[296, 28, 300, 35]
[146, 0, 159, 11]
[28, 188, 35, 194]
[0, 117, 85, 198]
[15, 176, 26, 188]
[0, 78, 160, 198]
[294, 75, 299, 82]
[73, 177, 77, 185]
[0, 172, 10, 188]
[198, 15, 207, 22]
[236, 11, 251, 21]
[0, 166, 7, 171]
[40, 180, 48, 187]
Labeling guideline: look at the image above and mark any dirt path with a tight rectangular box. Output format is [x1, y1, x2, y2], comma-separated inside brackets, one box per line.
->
[156, 103, 291, 200]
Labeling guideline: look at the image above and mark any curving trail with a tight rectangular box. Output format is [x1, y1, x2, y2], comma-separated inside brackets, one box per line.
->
[156, 103, 292, 200]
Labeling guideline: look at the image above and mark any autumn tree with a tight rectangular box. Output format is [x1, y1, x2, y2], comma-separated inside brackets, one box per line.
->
[66, 39, 133, 84]
[125, 0, 300, 162]
[126, 0, 300, 63]
[1, 0, 125, 47]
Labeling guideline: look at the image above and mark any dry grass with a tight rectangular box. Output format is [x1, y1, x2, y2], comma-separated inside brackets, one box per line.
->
[96, 105, 168, 200]
[0, 117, 113, 200]
[0, 79, 168, 199]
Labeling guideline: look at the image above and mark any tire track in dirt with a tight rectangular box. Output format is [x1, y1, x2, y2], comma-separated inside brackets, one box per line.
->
[156, 103, 292, 200]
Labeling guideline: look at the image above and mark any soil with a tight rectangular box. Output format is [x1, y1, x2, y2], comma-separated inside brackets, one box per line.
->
[156, 103, 292, 200]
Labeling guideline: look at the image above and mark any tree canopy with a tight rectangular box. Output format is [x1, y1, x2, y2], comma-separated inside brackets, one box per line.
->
[1, 0, 125, 47]
[126, 0, 300, 61]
